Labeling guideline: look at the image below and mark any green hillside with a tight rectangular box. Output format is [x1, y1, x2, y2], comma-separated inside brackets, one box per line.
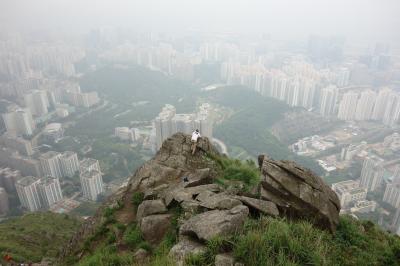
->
[208, 86, 325, 175]
[0, 212, 80, 264]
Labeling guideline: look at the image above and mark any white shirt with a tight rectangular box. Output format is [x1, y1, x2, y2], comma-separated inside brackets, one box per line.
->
[191, 131, 201, 141]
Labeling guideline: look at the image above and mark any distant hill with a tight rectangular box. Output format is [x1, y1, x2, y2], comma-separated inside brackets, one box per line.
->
[0, 212, 80, 264]
[207, 86, 325, 175]
[79, 66, 324, 174]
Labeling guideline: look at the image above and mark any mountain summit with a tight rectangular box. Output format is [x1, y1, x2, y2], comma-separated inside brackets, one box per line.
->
[59, 133, 400, 266]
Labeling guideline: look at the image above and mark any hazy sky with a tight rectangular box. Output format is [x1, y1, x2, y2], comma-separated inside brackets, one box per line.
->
[1, 0, 399, 41]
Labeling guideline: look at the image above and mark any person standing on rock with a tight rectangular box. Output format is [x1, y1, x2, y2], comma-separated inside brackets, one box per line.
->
[191, 129, 201, 155]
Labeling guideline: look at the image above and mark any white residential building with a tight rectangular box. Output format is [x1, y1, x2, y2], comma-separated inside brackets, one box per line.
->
[15, 176, 42, 212]
[60, 151, 80, 177]
[354, 90, 376, 121]
[383, 183, 400, 208]
[331, 180, 367, 208]
[372, 88, 392, 120]
[154, 103, 213, 150]
[382, 92, 400, 127]
[23, 90, 49, 116]
[337, 92, 359, 121]
[39, 151, 63, 178]
[319, 85, 338, 116]
[79, 158, 101, 174]
[114, 127, 136, 142]
[80, 170, 104, 201]
[38, 177, 63, 208]
[359, 156, 385, 192]
[2, 108, 35, 136]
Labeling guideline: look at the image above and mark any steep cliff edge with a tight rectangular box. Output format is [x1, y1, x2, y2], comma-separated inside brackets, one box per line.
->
[60, 133, 400, 266]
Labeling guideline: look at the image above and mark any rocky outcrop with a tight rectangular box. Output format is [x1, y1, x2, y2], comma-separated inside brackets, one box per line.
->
[179, 205, 249, 241]
[258, 155, 340, 232]
[128, 133, 220, 192]
[61, 133, 341, 264]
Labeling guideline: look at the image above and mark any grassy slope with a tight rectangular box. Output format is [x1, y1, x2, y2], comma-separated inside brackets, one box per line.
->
[0, 212, 80, 263]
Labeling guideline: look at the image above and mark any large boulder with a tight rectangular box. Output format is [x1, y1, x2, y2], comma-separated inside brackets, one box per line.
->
[136, 200, 167, 221]
[198, 192, 242, 210]
[179, 205, 249, 241]
[215, 253, 235, 266]
[169, 236, 207, 265]
[258, 155, 340, 232]
[140, 214, 172, 245]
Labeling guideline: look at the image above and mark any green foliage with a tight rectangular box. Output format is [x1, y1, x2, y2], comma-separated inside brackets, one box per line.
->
[78, 246, 133, 266]
[115, 222, 127, 232]
[103, 207, 115, 219]
[123, 223, 142, 247]
[230, 215, 400, 266]
[333, 216, 400, 266]
[131, 192, 145, 208]
[233, 217, 332, 266]
[0, 212, 80, 263]
[211, 86, 324, 176]
[209, 153, 260, 191]
[185, 253, 208, 266]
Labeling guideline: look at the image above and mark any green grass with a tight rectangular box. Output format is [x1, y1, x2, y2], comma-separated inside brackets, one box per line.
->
[207, 153, 260, 192]
[0, 212, 80, 263]
[123, 223, 145, 248]
[78, 245, 133, 266]
[131, 192, 145, 209]
[180, 215, 400, 266]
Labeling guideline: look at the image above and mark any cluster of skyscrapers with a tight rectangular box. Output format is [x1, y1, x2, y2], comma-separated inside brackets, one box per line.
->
[10, 155, 104, 212]
[337, 88, 400, 126]
[154, 103, 213, 150]
[0, 33, 84, 81]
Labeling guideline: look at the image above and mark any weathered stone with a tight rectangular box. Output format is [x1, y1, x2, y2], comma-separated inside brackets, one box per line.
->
[144, 184, 170, 200]
[169, 236, 206, 265]
[163, 183, 221, 207]
[181, 200, 201, 213]
[183, 168, 212, 188]
[136, 200, 167, 221]
[140, 214, 172, 245]
[238, 196, 279, 217]
[215, 253, 235, 266]
[199, 193, 242, 210]
[196, 190, 216, 202]
[179, 205, 249, 241]
[185, 184, 221, 195]
[133, 248, 149, 264]
[259, 156, 340, 232]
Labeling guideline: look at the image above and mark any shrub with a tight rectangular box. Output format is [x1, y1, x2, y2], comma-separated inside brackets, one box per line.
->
[123, 223, 144, 248]
[131, 192, 144, 208]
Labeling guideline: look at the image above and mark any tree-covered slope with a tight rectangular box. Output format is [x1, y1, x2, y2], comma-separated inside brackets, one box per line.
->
[208, 86, 324, 175]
